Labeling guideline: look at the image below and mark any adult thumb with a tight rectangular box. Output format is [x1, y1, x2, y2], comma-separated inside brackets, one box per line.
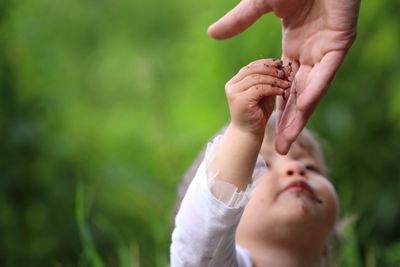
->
[208, 0, 272, 40]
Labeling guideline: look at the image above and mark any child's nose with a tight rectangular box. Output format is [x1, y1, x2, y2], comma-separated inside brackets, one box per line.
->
[283, 161, 306, 177]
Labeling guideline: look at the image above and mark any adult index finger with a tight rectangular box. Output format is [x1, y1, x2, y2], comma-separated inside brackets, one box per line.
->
[208, 0, 272, 40]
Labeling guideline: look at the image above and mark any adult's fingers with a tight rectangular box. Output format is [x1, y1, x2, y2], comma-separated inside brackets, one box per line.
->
[208, 0, 272, 40]
[275, 57, 299, 128]
[296, 51, 344, 110]
[275, 64, 311, 155]
[274, 52, 344, 154]
[275, 103, 311, 155]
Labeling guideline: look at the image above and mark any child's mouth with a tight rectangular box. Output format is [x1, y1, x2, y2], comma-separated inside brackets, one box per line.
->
[282, 180, 323, 204]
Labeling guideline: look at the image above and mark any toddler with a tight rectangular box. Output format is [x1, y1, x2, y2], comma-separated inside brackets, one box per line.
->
[171, 59, 338, 267]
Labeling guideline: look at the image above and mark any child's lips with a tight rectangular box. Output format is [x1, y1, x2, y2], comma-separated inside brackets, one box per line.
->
[281, 180, 315, 197]
[280, 180, 324, 204]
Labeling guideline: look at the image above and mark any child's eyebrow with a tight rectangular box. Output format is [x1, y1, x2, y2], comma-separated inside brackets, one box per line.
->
[294, 151, 310, 159]
[287, 143, 307, 158]
[289, 149, 320, 167]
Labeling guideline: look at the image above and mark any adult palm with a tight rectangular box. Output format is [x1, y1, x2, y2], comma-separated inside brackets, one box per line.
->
[208, 0, 360, 154]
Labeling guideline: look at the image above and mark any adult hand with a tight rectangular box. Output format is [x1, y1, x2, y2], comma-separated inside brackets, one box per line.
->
[208, 0, 360, 154]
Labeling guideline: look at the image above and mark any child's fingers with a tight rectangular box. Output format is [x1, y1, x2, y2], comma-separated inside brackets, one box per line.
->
[243, 84, 284, 102]
[282, 58, 299, 81]
[228, 60, 284, 85]
[227, 59, 285, 85]
[247, 58, 283, 68]
[226, 74, 291, 94]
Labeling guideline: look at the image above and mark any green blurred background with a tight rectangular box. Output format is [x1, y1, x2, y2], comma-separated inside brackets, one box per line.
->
[1, 0, 400, 266]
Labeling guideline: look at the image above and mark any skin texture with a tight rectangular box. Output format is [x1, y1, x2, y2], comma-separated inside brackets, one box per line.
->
[236, 141, 338, 267]
[214, 59, 290, 190]
[208, 0, 361, 154]
[213, 58, 338, 266]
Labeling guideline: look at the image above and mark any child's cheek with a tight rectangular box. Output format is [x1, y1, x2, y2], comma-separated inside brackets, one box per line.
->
[250, 176, 278, 208]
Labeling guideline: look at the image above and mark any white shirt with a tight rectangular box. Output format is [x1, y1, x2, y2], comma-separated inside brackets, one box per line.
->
[170, 136, 266, 267]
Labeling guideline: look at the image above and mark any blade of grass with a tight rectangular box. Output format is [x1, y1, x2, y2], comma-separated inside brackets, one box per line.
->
[76, 179, 105, 267]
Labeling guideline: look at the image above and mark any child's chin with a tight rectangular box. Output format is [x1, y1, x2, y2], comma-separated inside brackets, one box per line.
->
[279, 191, 320, 220]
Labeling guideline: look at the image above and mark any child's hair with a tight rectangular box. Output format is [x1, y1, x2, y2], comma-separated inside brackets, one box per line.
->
[174, 114, 343, 267]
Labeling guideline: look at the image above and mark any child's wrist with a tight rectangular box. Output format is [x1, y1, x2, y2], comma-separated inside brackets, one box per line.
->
[229, 121, 266, 141]
[228, 122, 265, 144]
[214, 123, 264, 190]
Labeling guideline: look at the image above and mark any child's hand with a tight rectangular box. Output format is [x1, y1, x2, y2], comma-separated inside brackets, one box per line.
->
[225, 59, 291, 136]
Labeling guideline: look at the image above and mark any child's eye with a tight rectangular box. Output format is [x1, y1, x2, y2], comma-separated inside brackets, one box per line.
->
[305, 164, 319, 173]
[265, 161, 271, 168]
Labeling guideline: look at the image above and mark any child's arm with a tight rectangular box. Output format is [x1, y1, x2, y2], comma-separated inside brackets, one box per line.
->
[171, 59, 291, 267]
[214, 59, 291, 190]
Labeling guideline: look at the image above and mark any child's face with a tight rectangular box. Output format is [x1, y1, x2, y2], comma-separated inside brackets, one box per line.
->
[237, 139, 338, 248]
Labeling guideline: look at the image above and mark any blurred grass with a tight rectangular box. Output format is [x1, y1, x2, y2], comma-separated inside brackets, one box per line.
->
[76, 179, 105, 267]
[0, 0, 400, 266]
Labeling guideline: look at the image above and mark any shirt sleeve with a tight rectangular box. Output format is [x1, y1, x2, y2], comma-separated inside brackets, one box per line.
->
[170, 135, 265, 267]
[205, 135, 267, 208]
